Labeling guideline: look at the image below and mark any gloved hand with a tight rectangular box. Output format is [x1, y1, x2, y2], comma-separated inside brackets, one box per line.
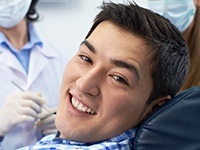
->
[0, 92, 46, 136]
[34, 107, 57, 135]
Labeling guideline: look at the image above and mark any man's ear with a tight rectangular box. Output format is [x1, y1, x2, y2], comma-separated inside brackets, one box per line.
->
[142, 95, 171, 120]
[150, 95, 171, 113]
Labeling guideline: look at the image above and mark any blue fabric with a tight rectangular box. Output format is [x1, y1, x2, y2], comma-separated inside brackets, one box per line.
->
[133, 86, 200, 150]
[0, 22, 43, 74]
[18, 129, 135, 150]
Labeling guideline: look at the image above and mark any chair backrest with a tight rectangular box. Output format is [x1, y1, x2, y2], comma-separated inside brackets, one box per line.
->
[133, 86, 200, 150]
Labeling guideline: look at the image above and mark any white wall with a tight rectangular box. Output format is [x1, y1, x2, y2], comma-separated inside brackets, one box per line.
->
[35, 0, 147, 61]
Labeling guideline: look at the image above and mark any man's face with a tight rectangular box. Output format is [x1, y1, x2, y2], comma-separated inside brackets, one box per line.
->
[56, 21, 154, 142]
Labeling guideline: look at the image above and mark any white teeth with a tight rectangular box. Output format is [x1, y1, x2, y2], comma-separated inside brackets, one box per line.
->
[87, 108, 92, 113]
[74, 100, 79, 108]
[71, 97, 96, 115]
[82, 106, 87, 112]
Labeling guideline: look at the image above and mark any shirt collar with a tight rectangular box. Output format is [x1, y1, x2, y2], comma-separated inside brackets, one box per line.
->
[52, 128, 135, 146]
[0, 22, 43, 53]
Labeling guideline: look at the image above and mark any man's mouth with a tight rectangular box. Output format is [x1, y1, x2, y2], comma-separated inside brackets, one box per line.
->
[71, 96, 97, 115]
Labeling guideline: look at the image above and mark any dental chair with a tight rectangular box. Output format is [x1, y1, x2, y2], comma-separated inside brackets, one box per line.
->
[133, 86, 200, 150]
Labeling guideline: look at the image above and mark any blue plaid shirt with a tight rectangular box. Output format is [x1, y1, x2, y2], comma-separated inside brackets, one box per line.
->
[18, 129, 135, 150]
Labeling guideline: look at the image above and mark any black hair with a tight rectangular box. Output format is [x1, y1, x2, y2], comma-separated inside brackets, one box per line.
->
[26, 0, 39, 22]
[85, 1, 190, 104]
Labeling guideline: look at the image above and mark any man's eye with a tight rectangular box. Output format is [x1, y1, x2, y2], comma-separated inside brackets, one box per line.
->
[113, 75, 128, 85]
[79, 55, 93, 64]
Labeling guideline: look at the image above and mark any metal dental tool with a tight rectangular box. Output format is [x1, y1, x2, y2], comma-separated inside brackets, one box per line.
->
[11, 80, 51, 114]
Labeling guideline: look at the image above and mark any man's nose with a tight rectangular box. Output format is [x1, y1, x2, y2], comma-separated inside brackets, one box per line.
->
[75, 67, 102, 96]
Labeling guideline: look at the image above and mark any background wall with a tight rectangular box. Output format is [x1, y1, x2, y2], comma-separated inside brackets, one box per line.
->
[35, 0, 147, 62]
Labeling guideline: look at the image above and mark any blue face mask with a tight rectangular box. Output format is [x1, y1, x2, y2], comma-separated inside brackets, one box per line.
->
[0, 0, 32, 28]
[148, 0, 196, 32]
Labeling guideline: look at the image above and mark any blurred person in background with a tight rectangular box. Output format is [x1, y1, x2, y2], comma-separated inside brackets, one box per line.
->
[0, 0, 66, 149]
[148, 0, 200, 91]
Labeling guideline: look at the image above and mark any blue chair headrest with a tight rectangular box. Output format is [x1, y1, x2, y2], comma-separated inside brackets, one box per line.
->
[133, 86, 200, 150]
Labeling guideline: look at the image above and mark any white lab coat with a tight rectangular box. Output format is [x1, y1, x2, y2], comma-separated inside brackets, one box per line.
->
[0, 37, 67, 150]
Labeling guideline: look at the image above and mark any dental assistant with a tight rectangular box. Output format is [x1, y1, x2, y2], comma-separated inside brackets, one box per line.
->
[0, 0, 66, 149]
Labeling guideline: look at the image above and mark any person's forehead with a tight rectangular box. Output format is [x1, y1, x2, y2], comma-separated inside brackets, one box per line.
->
[85, 21, 153, 81]
[89, 21, 152, 59]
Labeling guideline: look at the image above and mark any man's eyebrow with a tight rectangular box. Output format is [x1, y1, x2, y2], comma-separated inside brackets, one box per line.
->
[111, 59, 140, 80]
[81, 40, 96, 54]
[80, 40, 140, 79]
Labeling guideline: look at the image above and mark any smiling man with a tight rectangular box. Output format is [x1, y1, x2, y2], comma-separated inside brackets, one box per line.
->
[18, 1, 189, 150]
[57, 21, 155, 143]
